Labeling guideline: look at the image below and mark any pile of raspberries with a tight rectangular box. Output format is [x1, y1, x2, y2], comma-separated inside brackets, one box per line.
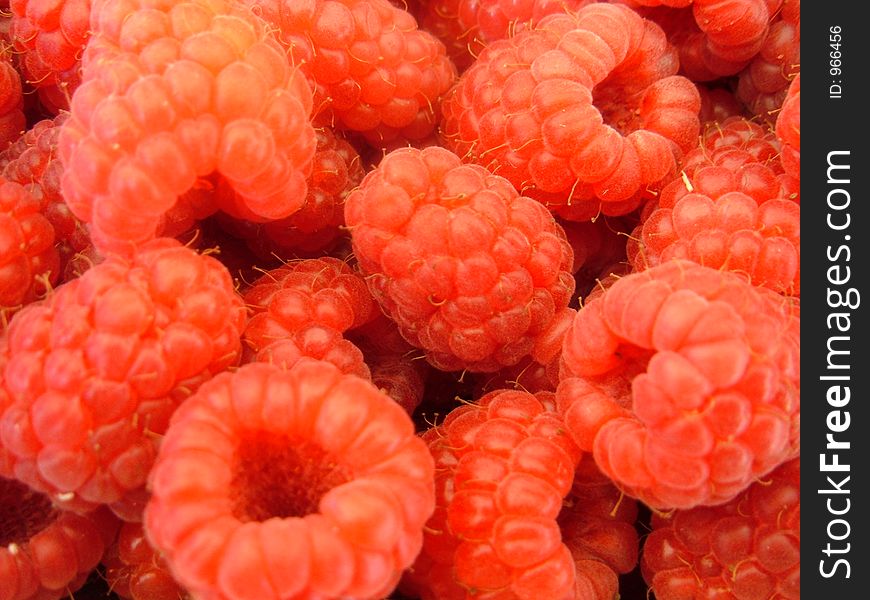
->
[1, 0, 800, 599]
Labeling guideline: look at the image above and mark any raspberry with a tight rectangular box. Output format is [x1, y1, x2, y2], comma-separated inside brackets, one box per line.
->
[775, 73, 800, 181]
[0, 114, 92, 281]
[0, 238, 246, 519]
[102, 521, 188, 600]
[696, 84, 745, 125]
[242, 257, 376, 377]
[642, 457, 800, 599]
[0, 177, 60, 318]
[403, 388, 584, 600]
[441, 3, 701, 220]
[145, 360, 435, 600]
[630, 117, 800, 294]
[345, 145, 576, 373]
[58, 0, 317, 255]
[557, 260, 800, 509]
[736, 0, 799, 120]
[558, 455, 641, 599]
[0, 475, 119, 600]
[0, 50, 25, 151]
[216, 126, 364, 259]
[8, 0, 91, 113]
[243, 0, 457, 148]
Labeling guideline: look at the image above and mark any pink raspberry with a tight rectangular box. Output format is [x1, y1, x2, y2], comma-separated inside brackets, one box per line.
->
[0, 475, 119, 600]
[345, 145, 576, 373]
[736, 0, 799, 120]
[403, 389, 584, 600]
[0, 238, 246, 519]
[8, 0, 91, 113]
[775, 73, 800, 181]
[441, 3, 701, 220]
[630, 117, 800, 294]
[102, 521, 187, 600]
[242, 257, 376, 377]
[557, 260, 800, 509]
[0, 50, 25, 151]
[242, 0, 457, 148]
[0, 177, 60, 319]
[145, 360, 435, 600]
[58, 0, 317, 255]
[642, 458, 799, 599]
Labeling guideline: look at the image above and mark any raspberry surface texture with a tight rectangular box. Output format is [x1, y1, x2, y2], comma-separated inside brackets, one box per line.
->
[0, 50, 25, 151]
[242, 0, 457, 148]
[775, 73, 800, 182]
[145, 359, 435, 600]
[0, 475, 119, 600]
[403, 388, 635, 599]
[642, 457, 800, 599]
[0, 239, 246, 519]
[441, 2, 701, 220]
[102, 521, 188, 600]
[345, 145, 576, 373]
[557, 260, 800, 509]
[58, 0, 317, 255]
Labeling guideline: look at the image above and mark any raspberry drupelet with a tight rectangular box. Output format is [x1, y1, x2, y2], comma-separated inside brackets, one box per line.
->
[0, 475, 119, 600]
[441, 2, 701, 221]
[241, 0, 457, 149]
[145, 359, 435, 600]
[242, 256, 377, 377]
[345, 145, 576, 373]
[8, 0, 92, 114]
[58, 0, 317, 255]
[403, 389, 582, 599]
[775, 73, 800, 182]
[642, 457, 800, 599]
[0, 238, 246, 520]
[0, 49, 25, 151]
[557, 260, 800, 510]
[102, 521, 188, 600]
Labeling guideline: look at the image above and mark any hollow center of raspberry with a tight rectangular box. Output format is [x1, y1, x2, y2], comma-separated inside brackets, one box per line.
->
[591, 84, 643, 136]
[0, 477, 58, 546]
[230, 433, 352, 522]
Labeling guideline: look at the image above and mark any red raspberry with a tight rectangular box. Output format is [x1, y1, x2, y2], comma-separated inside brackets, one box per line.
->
[0, 238, 246, 519]
[696, 84, 745, 125]
[0, 177, 60, 318]
[775, 73, 800, 181]
[557, 260, 800, 509]
[0, 114, 92, 280]
[345, 146, 576, 373]
[642, 457, 799, 599]
[403, 389, 584, 600]
[441, 3, 701, 220]
[0, 476, 119, 600]
[102, 521, 188, 600]
[242, 0, 457, 148]
[8, 0, 91, 113]
[630, 117, 800, 294]
[242, 257, 376, 377]
[145, 360, 435, 600]
[736, 0, 799, 120]
[0, 50, 25, 151]
[216, 126, 365, 259]
[58, 0, 317, 255]
[558, 455, 641, 599]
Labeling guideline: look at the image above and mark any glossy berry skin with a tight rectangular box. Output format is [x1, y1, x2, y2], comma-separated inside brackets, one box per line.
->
[0, 239, 246, 520]
[0, 53, 26, 151]
[242, 0, 457, 148]
[642, 458, 800, 600]
[8, 0, 92, 113]
[58, 0, 317, 255]
[145, 360, 435, 600]
[242, 257, 376, 377]
[102, 521, 188, 600]
[0, 476, 119, 600]
[0, 178, 60, 316]
[775, 73, 800, 181]
[441, 3, 700, 220]
[403, 389, 584, 600]
[345, 145, 576, 373]
[557, 260, 800, 509]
